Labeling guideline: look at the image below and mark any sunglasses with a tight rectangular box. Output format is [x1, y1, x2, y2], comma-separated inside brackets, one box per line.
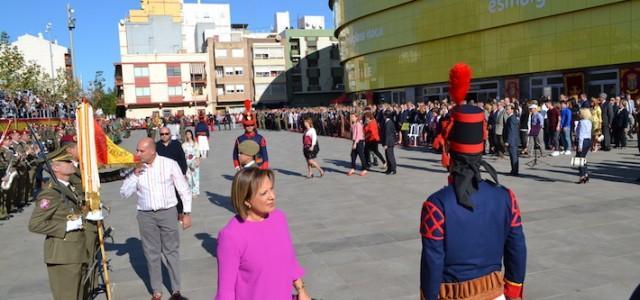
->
[160, 133, 170, 136]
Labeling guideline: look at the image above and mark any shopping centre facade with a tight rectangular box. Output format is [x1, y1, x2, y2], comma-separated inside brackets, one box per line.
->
[330, 0, 640, 103]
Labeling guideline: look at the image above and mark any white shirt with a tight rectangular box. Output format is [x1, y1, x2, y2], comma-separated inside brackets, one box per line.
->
[120, 155, 192, 213]
[305, 127, 318, 147]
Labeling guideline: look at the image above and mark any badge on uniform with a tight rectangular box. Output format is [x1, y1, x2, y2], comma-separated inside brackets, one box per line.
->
[39, 199, 50, 210]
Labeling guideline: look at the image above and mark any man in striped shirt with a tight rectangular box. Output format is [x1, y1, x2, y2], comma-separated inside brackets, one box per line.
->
[120, 137, 191, 300]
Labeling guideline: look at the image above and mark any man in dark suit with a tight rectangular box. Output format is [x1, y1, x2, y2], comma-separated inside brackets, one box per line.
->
[382, 110, 397, 175]
[156, 127, 188, 215]
[613, 101, 629, 148]
[504, 104, 520, 176]
[600, 93, 615, 151]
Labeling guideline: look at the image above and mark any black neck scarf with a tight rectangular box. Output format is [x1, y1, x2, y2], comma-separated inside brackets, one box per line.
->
[450, 153, 499, 211]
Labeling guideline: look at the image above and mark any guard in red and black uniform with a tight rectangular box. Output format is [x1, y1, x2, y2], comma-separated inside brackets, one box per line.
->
[421, 64, 527, 300]
[233, 100, 269, 170]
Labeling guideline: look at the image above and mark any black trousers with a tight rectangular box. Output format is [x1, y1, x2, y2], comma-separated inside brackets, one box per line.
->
[508, 145, 519, 175]
[365, 142, 386, 165]
[385, 146, 396, 172]
[350, 141, 367, 170]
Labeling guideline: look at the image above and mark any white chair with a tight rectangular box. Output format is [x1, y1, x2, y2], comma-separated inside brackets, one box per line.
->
[408, 124, 421, 147]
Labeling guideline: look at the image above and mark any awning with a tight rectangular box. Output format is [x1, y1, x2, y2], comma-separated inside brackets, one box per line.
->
[190, 63, 205, 74]
[330, 94, 350, 105]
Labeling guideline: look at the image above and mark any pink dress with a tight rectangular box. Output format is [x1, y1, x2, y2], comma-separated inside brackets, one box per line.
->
[215, 209, 304, 300]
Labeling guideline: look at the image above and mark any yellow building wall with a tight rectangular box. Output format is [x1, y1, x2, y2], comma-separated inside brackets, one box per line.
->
[128, 0, 182, 23]
[335, 0, 640, 93]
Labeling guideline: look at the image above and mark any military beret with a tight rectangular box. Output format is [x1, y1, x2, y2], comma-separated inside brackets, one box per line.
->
[238, 140, 259, 156]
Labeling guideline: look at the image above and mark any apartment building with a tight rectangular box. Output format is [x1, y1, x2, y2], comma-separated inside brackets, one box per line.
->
[251, 39, 287, 106]
[207, 36, 253, 113]
[282, 29, 344, 106]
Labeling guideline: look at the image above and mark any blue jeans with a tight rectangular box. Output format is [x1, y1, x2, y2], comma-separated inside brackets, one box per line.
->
[561, 127, 572, 151]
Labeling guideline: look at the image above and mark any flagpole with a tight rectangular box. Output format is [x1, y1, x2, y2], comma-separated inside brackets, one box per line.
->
[76, 100, 112, 300]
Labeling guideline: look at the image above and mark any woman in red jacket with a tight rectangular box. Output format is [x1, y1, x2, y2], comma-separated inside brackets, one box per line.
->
[363, 111, 386, 169]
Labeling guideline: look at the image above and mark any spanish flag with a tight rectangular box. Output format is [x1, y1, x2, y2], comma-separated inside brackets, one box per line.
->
[94, 120, 138, 167]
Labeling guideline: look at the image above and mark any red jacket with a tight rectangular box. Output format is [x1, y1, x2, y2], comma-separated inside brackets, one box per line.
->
[364, 119, 381, 142]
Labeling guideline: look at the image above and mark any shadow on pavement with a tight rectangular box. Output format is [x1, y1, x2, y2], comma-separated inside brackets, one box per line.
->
[206, 191, 235, 213]
[106, 237, 153, 294]
[194, 233, 218, 258]
[273, 168, 305, 178]
[221, 174, 234, 181]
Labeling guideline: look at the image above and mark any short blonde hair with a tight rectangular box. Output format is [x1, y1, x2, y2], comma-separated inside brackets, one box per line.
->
[579, 108, 592, 120]
[230, 168, 275, 220]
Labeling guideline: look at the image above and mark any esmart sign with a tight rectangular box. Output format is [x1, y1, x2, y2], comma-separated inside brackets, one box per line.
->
[489, 0, 546, 13]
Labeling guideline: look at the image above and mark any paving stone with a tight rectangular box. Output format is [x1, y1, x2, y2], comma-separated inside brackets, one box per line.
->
[1, 129, 638, 299]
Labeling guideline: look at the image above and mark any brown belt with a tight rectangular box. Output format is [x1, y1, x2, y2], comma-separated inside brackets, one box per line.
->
[437, 271, 504, 300]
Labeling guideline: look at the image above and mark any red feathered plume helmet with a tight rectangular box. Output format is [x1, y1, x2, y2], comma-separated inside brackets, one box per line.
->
[433, 63, 487, 168]
[242, 99, 256, 127]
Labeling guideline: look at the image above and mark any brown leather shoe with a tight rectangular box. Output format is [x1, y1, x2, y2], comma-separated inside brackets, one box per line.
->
[169, 291, 188, 300]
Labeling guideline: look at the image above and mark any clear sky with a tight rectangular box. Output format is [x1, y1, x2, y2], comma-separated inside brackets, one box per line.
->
[0, 0, 334, 90]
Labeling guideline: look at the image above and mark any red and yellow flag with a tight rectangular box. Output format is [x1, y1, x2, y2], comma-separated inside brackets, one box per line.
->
[94, 121, 138, 167]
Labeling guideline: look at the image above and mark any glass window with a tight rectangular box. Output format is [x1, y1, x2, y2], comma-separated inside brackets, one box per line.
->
[256, 71, 270, 77]
[234, 67, 244, 76]
[134, 67, 149, 77]
[225, 85, 235, 94]
[254, 53, 268, 59]
[216, 84, 224, 95]
[236, 84, 245, 93]
[547, 76, 564, 85]
[231, 48, 244, 58]
[215, 66, 223, 77]
[215, 49, 227, 58]
[135, 87, 150, 96]
[224, 67, 234, 76]
[166, 66, 181, 77]
[168, 86, 182, 96]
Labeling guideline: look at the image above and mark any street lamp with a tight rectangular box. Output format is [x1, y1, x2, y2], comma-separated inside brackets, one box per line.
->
[45, 22, 55, 92]
[67, 3, 77, 81]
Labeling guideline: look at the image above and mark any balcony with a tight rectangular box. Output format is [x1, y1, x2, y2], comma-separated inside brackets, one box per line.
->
[307, 85, 321, 92]
[290, 49, 300, 56]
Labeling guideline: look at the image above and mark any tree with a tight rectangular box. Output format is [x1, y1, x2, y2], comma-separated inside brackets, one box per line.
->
[0, 32, 26, 95]
[98, 89, 117, 116]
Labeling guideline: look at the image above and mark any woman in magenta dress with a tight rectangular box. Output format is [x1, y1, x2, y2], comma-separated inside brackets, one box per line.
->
[215, 168, 311, 300]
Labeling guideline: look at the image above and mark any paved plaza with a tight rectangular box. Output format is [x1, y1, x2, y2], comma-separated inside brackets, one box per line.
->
[1, 129, 639, 300]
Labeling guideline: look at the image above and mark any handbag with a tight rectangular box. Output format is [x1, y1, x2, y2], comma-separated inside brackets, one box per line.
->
[570, 157, 586, 167]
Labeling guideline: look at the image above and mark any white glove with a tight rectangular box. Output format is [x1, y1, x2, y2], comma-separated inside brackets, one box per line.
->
[86, 210, 104, 221]
[66, 217, 83, 232]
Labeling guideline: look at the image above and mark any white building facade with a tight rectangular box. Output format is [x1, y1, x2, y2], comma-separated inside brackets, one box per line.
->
[12, 33, 68, 79]
[297, 16, 325, 30]
[252, 42, 287, 104]
[182, 2, 231, 53]
[119, 53, 210, 119]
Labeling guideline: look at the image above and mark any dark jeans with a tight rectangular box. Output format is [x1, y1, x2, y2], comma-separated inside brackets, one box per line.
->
[350, 141, 367, 170]
[577, 138, 592, 177]
[385, 146, 397, 172]
[365, 141, 386, 166]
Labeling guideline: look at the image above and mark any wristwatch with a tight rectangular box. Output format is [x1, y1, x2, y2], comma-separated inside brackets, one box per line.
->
[183, 212, 191, 215]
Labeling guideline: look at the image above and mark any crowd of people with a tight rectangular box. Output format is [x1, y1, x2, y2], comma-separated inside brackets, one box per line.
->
[251, 92, 639, 182]
[6, 79, 640, 300]
[0, 91, 76, 119]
